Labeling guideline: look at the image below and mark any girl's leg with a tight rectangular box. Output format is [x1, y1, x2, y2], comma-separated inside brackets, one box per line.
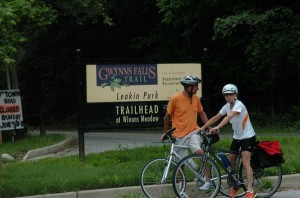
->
[241, 151, 254, 192]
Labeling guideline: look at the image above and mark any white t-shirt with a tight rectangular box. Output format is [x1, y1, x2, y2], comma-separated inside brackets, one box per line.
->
[219, 100, 255, 140]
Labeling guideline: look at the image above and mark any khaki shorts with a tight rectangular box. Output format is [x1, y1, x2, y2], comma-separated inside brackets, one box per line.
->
[174, 130, 202, 159]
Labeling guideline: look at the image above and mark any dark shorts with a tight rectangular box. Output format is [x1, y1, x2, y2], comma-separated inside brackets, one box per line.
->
[230, 136, 256, 154]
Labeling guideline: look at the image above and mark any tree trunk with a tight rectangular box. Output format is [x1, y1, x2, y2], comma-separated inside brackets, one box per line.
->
[40, 115, 46, 136]
[9, 64, 19, 89]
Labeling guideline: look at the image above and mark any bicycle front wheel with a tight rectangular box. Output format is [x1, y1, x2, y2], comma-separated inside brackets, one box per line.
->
[141, 158, 180, 198]
[239, 165, 282, 198]
[172, 154, 221, 198]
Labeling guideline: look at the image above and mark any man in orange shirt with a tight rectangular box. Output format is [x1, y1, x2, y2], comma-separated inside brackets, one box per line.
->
[160, 75, 211, 190]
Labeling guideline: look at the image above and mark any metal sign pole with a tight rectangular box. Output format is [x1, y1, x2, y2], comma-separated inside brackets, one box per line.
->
[0, 131, 2, 145]
[76, 49, 85, 162]
[201, 48, 210, 114]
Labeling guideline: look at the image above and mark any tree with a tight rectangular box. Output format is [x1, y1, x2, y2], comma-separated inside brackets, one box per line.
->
[17, 0, 116, 134]
[53, 0, 113, 25]
[1, 0, 115, 134]
[0, 1, 57, 138]
[12, 0, 300, 129]
[0, 0, 57, 70]
[213, 7, 300, 114]
[140, 1, 300, 125]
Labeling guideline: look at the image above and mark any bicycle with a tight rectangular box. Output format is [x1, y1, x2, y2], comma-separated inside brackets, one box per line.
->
[172, 130, 283, 198]
[140, 128, 201, 198]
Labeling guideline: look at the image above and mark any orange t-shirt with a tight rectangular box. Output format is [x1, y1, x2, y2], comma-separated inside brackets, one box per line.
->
[167, 91, 203, 138]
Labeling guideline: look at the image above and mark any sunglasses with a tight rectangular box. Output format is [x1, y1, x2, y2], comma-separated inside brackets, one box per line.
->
[223, 93, 235, 97]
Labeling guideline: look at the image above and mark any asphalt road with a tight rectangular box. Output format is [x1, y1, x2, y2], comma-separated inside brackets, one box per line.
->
[38, 129, 300, 155]
[37, 129, 163, 155]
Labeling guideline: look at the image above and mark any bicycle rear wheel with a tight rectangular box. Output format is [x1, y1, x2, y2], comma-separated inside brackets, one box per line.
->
[172, 154, 221, 198]
[140, 158, 180, 198]
[239, 165, 282, 198]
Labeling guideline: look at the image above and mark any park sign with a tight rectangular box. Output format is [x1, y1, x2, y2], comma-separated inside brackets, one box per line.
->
[85, 63, 202, 129]
[0, 89, 24, 130]
[86, 63, 202, 102]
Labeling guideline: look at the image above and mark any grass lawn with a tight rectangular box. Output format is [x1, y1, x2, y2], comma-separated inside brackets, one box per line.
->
[0, 131, 299, 198]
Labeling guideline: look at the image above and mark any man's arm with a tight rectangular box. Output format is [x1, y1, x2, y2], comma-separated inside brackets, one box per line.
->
[163, 112, 171, 133]
[198, 111, 209, 125]
[160, 112, 171, 141]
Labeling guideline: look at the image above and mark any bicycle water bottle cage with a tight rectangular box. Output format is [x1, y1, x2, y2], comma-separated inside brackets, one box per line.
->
[218, 152, 230, 168]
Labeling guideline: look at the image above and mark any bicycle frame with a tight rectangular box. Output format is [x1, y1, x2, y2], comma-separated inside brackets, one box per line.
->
[172, 131, 283, 198]
[161, 142, 189, 183]
[199, 131, 282, 198]
[141, 127, 198, 198]
[209, 146, 242, 173]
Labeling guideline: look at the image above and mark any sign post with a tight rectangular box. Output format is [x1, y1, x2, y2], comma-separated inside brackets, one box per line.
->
[76, 49, 86, 162]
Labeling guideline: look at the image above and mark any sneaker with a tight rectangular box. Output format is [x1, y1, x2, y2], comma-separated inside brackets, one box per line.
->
[199, 181, 213, 190]
[245, 191, 257, 198]
[229, 187, 239, 198]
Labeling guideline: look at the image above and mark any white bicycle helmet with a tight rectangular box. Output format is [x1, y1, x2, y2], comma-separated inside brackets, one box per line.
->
[180, 75, 202, 86]
[222, 84, 238, 94]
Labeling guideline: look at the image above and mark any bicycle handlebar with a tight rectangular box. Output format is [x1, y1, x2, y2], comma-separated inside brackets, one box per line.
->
[162, 128, 219, 145]
[166, 127, 176, 134]
[198, 130, 209, 135]
[162, 128, 176, 141]
[198, 130, 220, 146]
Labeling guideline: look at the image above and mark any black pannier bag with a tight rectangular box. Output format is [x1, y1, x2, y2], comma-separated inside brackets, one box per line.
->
[251, 141, 285, 168]
[203, 133, 220, 145]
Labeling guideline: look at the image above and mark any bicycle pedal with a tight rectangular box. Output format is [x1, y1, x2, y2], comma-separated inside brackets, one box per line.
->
[236, 181, 243, 187]
[179, 192, 190, 198]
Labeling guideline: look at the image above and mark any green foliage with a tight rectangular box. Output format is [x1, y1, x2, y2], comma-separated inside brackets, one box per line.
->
[152, 1, 300, 118]
[213, 7, 300, 92]
[287, 105, 300, 129]
[55, 0, 113, 25]
[135, 0, 237, 57]
[156, 0, 187, 24]
[156, 0, 228, 25]
[0, 0, 57, 70]
[250, 104, 300, 130]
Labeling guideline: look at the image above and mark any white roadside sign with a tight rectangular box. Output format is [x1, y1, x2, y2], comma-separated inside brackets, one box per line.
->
[0, 89, 24, 131]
